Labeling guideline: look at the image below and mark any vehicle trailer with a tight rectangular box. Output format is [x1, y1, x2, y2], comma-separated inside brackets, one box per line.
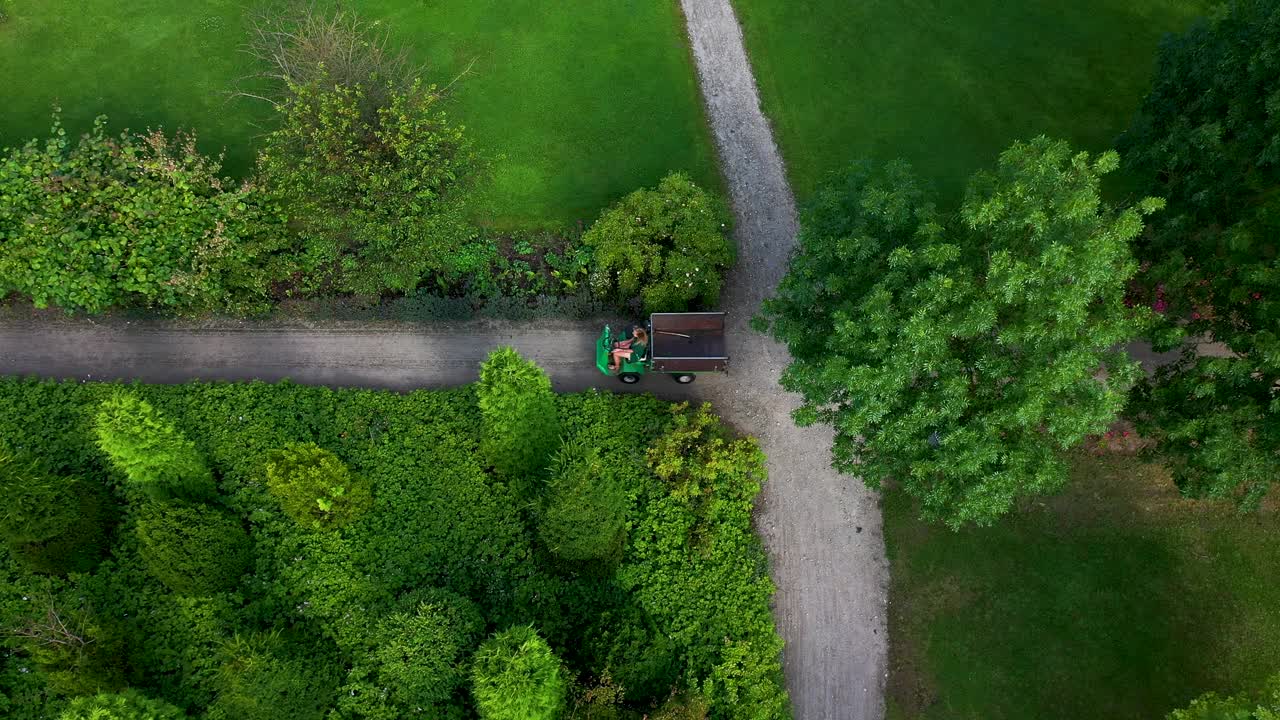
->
[595, 312, 729, 384]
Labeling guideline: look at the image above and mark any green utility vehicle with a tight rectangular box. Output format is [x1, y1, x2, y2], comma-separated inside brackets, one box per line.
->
[596, 312, 729, 384]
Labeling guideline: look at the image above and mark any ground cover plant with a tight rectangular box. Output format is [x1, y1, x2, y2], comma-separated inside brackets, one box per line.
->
[0, 360, 788, 719]
[883, 451, 1280, 720]
[0, 0, 717, 226]
[731, 0, 1209, 201]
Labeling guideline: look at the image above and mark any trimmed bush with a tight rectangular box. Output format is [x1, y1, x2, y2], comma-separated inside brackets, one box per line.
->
[265, 442, 371, 530]
[59, 689, 184, 720]
[537, 443, 628, 562]
[586, 173, 733, 313]
[94, 393, 215, 502]
[477, 348, 560, 479]
[0, 449, 112, 574]
[134, 502, 251, 596]
[472, 626, 566, 720]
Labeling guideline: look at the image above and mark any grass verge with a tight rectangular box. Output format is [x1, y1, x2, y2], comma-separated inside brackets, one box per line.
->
[731, 0, 1208, 202]
[0, 0, 718, 227]
[884, 451, 1280, 720]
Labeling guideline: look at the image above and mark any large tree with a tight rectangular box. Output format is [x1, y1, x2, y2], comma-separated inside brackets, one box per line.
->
[1120, 0, 1280, 507]
[762, 137, 1160, 527]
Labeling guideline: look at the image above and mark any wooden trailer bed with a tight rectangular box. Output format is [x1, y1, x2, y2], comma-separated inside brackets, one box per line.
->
[649, 312, 729, 373]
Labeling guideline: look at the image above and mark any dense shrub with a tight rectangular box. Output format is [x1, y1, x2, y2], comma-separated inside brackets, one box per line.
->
[341, 588, 485, 718]
[477, 348, 560, 479]
[0, 379, 788, 720]
[586, 173, 733, 313]
[0, 115, 289, 314]
[94, 393, 215, 502]
[265, 442, 371, 530]
[59, 689, 184, 720]
[623, 404, 787, 719]
[134, 502, 251, 596]
[207, 637, 339, 720]
[471, 626, 566, 720]
[256, 76, 479, 296]
[537, 443, 628, 562]
[0, 449, 112, 574]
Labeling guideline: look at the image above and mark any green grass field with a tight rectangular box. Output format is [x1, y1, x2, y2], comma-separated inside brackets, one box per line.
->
[732, 0, 1209, 201]
[0, 0, 718, 227]
[885, 453, 1280, 720]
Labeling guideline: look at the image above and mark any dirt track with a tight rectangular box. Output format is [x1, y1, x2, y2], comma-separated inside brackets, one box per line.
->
[0, 1, 890, 717]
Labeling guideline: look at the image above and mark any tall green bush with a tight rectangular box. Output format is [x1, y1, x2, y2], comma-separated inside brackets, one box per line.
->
[0, 449, 112, 574]
[134, 502, 251, 596]
[94, 393, 215, 502]
[59, 690, 184, 720]
[265, 442, 371, 530]
[0, 115, 289, 314]
[586, 173, 733, 313]
[256, 77, 479, 296]
[537, 443, 628, 562]
[476, 348, 560, 478]
[207, 637, 339, 720]
[341, 588, 484, 718]
[471, 626, 566, 720]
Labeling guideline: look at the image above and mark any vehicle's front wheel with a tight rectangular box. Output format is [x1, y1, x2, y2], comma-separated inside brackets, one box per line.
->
[672, 374, 696, 384]
[618, 373, 641, 385]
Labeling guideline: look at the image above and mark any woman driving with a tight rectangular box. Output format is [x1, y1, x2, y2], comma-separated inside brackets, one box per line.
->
[607, 327, 648, 373]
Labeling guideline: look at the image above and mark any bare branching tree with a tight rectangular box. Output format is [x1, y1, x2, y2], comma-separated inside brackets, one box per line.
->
[236, 1, 425, 110]
[10, 603, 92, 650]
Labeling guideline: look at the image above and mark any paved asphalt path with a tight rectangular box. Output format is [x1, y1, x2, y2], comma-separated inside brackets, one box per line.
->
[0, 2, 891, 718]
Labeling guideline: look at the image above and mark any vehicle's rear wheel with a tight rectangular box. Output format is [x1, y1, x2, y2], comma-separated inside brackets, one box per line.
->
[672, 374, 696, 384]
[618, 373, 641, 384]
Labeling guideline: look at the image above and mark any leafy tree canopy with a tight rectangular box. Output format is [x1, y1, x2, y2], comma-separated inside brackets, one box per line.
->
[537, 442, 629, 562]
[1120, 0, 1280, 507]
[586, 173, 734, 313]
[1166, 673, 1280, 720]
[134, 502, 252, 596]
[0, 448, 111, 574]
[762, 137, 1159, 527]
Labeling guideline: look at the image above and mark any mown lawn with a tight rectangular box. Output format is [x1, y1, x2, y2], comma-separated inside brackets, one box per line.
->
[0, 0, 717, 227]
[731, 0, 1209, 201]
[884, 452, 1280, 720]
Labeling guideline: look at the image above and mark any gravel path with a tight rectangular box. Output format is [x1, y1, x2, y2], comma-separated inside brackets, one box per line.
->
[678, 2, 887, 718]
[0, 2, 889, 716]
